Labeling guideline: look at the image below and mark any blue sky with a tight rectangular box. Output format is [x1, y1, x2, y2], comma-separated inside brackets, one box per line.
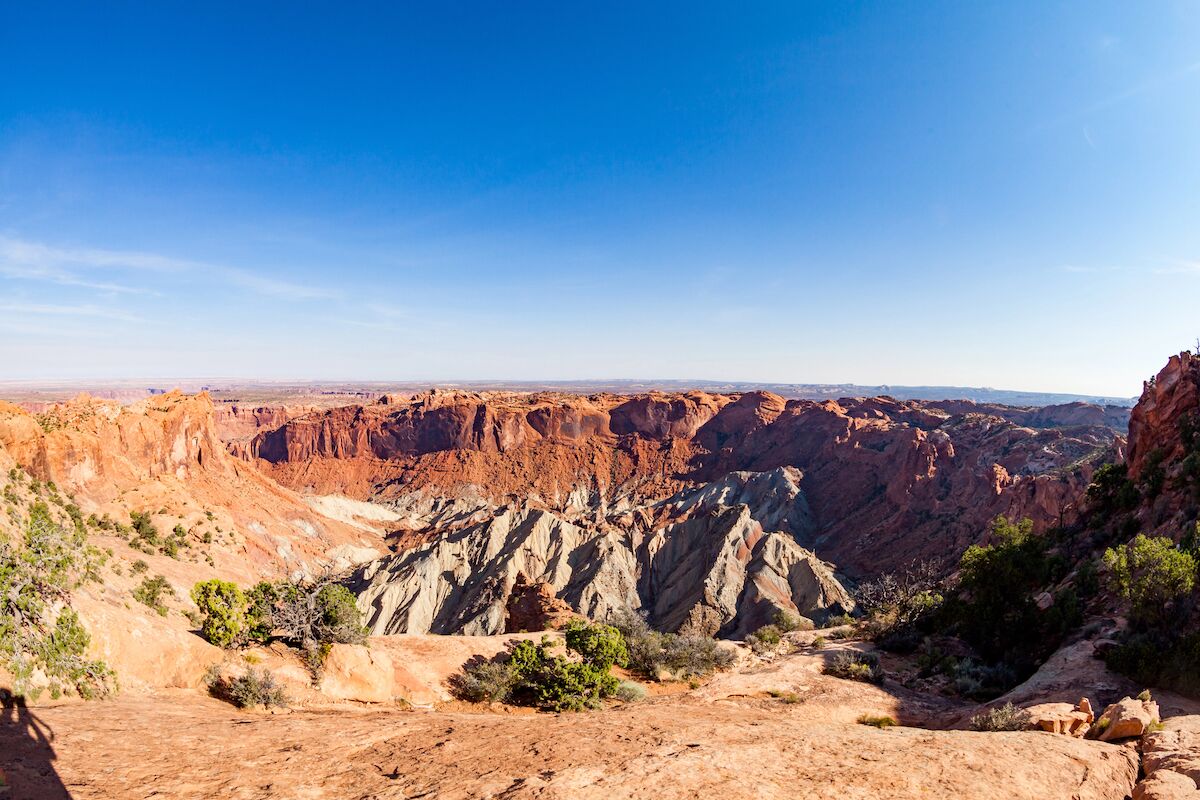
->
[1, 2, 1198, 396]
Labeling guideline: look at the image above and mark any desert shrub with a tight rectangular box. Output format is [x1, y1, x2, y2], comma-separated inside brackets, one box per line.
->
[1104, 534, 1196, 630]
[615, 680, 647, 702]
[857, 714, 896, 728]
[515, 647, 619, 711]
[767, 688, 802, 703]
[968, 702, 1030, 731]
[952, 658, 1017, 700]
[0, 503, 113, 699]
[191, 579, 248, 648]
[1087, 463, 1139, 514]
[746, 624, 783, 655]
[193, 572, 368, 655]
[129, 511, 160, 552]
[772, 610, 813, 632]
[450, 659, 517, 703]
[245, 581, 282, 643]
[453, 622, 633, 711]
[612, 610, 735, 680]
[270, 577, 369, 650]
[941, 516, 1080, 691]
[133, 575, 174, 616]
[824, 651, 883, 683]
[563, 618, 628, 669]
[1105, 631, 1200, 698]
[856, 560, 942, 644]
[226, 668, 288, 709]
[130, 559, 149, 574]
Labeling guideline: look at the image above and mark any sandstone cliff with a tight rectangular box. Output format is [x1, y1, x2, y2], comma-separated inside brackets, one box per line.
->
[1126, 351, 1200, 534]
[0, 392, 382, 579]
[244, 389, 1122, 579]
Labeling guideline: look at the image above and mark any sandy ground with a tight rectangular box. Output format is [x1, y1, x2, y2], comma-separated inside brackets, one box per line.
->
[1, 647, 1140, 800]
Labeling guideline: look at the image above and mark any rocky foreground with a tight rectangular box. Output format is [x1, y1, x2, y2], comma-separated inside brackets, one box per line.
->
[0, 638, 1152, 800]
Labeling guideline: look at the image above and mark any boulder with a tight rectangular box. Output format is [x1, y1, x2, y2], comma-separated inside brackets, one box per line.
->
[1136, 714, 1200, 799]
[504, 571, 578, 633]
[1133, 769, 1200, 800]
[1026, 697, 1094, 736]
[317, 644, 396, 703]
[1093, 696, 1161, 741]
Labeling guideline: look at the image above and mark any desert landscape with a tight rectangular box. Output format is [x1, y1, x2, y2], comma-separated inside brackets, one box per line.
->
[4, 4, 1198, 798]
[1, 352, 1200, 798]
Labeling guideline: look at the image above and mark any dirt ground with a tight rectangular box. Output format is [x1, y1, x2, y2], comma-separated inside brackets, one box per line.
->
[1, 647, 1140, 800]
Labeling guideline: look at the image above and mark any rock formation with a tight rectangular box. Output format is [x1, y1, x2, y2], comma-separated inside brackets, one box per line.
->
[0, 392, 383, 579]
[352, 468, 853, 636]
[240, 387, 1121, 588]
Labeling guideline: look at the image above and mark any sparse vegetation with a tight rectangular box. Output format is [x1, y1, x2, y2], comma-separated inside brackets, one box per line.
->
[823, 650, 883, 683]
[612, 610, 735, 680]
[133, 574, 175, 616]
[207, 666, 288, 709]
[190, 571, 368, 677]
[767, 688, 802, 704]
[615, 680, 647, 702]
[0, 501, 113, 699]
[968, 702, 1031, 732]
[857, 714, 896, 728]
[745, 624, 782, 655]
[451, 621, 631, 712]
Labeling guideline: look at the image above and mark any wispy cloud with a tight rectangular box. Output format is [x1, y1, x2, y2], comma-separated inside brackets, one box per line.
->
[223, 267, 338, 300]
[0, 302, 142, 322]
[0, 234, 338, 301]
[1153, 261, 1200, 276]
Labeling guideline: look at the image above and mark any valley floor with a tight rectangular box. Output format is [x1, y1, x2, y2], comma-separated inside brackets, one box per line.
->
[2, 649, 1139, 800]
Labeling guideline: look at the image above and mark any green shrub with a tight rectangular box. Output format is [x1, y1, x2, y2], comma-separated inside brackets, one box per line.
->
[612, 610, 734, 680]
[772, 610, 813, 632]
[225, 668, 288, 709]
[615, 680, 647, 702]
[452, 622, 634, 711]
[1105, 632, 1200, 697]
[1104, 534, 1196, 630]
[942, 516, 1079, 691]
[563, 618, 628, 669]
[968, 702, 1030, 731]
[1087, 463, 1139, 513]
[133, 575, 174, 616]
[450, 659, 516, 703]
[857, 714, 896, 728]
[0, 503, 113, 699]
[191, 579, 248, 648]
[746, 624, 782, 655]
[824, 651, 883, 683]
[129, 511, 160, 550]
[131, 559, 149, 574]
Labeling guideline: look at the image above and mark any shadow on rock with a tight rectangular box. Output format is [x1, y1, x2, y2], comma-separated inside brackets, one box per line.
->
[0, 691, 71, 799]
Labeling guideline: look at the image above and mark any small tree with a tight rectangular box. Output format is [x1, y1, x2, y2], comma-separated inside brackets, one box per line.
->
[1104, 534, 1196, 630]
[190, 579, 248, 648]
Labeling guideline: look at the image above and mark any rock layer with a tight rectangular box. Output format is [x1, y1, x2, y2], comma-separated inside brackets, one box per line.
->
[353, 468, 850, 636]
[245, 390, 1123, 579]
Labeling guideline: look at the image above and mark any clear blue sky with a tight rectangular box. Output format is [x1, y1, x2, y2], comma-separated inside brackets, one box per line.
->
[1, 2, 1197, 396]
